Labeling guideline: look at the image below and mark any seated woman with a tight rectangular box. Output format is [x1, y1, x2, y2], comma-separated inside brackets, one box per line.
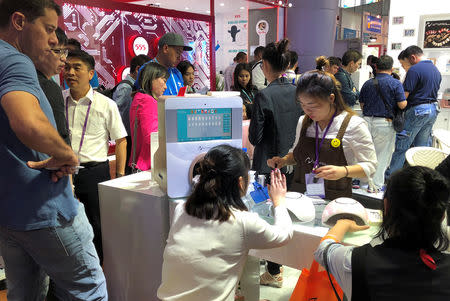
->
[232, 62, 258, 120]
[177, 60, 196, 93]
[267, 70, 377, 200]
[314, 166, 450, 300]
[129, 62, 168, 171]
[157, 145, 293, 301]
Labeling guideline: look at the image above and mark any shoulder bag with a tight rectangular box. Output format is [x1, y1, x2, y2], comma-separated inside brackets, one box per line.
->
[372, 78, 405, 132]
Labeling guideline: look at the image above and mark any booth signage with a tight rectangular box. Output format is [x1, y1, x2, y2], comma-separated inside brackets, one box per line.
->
[133, 37, 149, 55]
[367, 16, 382, 33]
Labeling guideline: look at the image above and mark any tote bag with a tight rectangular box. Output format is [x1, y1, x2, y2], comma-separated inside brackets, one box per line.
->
[290, 243, 345, 301]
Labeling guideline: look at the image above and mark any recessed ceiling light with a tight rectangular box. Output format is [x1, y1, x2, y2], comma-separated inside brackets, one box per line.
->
[278, 0, 282, 4]
[155, 2, 161, 5]
[185, 7, 189, 10]
[288, 2, 293, 7]
[240, 6, 245, 9]
[206, 10, 210, 13]
[220, 3, 225, 6]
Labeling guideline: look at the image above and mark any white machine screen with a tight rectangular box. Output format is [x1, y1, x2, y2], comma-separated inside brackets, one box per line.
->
[177, 108, 232, 142]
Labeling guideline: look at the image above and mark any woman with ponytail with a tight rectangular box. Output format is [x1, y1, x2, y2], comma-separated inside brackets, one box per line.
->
[248, 39, 303, 286]
[314, 166, 450, 300]
[157, 145, 293, 301]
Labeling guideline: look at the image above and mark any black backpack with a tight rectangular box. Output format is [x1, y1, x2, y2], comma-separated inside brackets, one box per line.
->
[97, 79, 133, 99]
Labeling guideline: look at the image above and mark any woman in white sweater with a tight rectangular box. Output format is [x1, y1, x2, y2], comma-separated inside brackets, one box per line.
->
[157, 144, 293, 301]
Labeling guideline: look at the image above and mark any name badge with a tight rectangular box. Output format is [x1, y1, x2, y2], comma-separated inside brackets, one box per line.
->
[305, 173, 325, 198]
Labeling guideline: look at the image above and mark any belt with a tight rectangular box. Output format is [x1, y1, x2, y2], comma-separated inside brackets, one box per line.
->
[411, 101, 436, 107]
[80, 160, 108, 168]
[365, 115, 391, 119]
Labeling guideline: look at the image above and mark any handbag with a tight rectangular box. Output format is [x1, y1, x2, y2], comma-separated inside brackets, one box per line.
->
[373, 78, 405, 132]
[290, 243, 345, 301]
[130, 104, 141, 174]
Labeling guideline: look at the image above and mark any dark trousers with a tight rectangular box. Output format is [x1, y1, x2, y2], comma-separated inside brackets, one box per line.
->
[124, 135, 133, 175]
[73, 161, 110, 265]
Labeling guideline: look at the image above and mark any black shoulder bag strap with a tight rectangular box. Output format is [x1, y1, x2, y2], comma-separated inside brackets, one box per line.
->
[131, 104, 140, 171]
[323, 242, 348, 301]
[372, 78, 393, 117]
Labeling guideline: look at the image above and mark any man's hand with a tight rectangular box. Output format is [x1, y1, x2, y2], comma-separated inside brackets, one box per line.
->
[27, 153, 78, 182]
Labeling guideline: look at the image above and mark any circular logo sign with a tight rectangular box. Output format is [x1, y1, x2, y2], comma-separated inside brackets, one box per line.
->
[133, 37, 149, 56]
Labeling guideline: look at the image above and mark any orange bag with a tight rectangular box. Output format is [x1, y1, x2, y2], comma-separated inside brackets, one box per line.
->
[289, 259, 344, 301]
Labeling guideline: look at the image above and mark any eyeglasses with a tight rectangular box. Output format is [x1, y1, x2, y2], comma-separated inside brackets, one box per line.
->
[51, 48, 69, 58]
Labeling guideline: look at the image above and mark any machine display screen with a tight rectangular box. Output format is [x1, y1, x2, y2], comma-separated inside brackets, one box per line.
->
[177, 108, 232, 142]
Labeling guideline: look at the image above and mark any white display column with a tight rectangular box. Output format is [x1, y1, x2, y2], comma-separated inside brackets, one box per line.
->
[287, 0, 339, 73]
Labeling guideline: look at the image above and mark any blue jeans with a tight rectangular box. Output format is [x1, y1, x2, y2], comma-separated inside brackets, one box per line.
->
[0, 203, 107, 300]
[387, 103, 438, 177]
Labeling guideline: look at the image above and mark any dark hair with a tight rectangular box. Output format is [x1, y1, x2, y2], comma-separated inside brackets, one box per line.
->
[185, 144, 250, 222]
[130, 54, 151, 74]
[328, 56, 342, 67]
[287, 50, 298, 69]
[315, 56, 329, 71]
[0, 0, 61, 28]
[55, 27, 67, 46]
[262, 38, 290, 73]
[377, 166, 450, 251]
[376, 55, 393, 71]
[398, 45, 423, 60]
[176, 60, 195, 76]
[67, 50, 95, 70]
[67, 38, 82, 50]
[342, 49, 362, 66]
[254, 46, 265, 57]
[235, 51, 247, 62]
[232, 63, 253, 91]
[137, 62, 169, 96]
[296, 70, 354, 127]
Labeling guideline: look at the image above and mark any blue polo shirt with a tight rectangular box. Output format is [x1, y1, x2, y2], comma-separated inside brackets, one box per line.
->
[403, 60, 441, 108]
[0, 40, 78, 231]
[359, 73, 405, 118]
[135, 59, 184, 96]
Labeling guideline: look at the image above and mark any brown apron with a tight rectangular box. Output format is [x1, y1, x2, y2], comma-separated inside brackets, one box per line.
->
[291, 113, 353, 200]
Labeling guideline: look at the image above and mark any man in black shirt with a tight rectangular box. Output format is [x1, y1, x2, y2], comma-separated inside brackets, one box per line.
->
[33, 27, 70, 145]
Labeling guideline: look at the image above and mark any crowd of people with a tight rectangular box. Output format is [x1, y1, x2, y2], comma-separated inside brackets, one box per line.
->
[0, 0, 449, 300]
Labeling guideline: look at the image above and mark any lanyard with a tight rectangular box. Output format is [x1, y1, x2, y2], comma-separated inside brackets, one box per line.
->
[153, 58, 179, 95]
[241, 89, 253, 103]
[65, 97, 92, 156]
[313, 110, 337, 170]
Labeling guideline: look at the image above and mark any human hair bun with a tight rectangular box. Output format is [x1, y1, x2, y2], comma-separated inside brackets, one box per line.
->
[315, 56, 329, 71]
[277, 39, 290, 54]
[423, 171, 450, 206]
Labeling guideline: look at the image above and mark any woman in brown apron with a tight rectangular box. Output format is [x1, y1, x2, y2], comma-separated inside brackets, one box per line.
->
[267, 70, 377, 200]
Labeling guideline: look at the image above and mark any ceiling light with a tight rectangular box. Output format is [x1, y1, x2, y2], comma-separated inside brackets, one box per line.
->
[288, 3, 293, 7]
[220, 3, 225, 6]
[278, 1, 283, 4]
[240, 6, 245, 9]
[155, 2, 161, 5]
[185, 7, 189, 10]
[206, 10, 210, 13]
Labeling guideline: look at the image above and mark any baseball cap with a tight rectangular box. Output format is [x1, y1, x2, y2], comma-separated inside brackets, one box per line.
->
[158, 32, 193, 51]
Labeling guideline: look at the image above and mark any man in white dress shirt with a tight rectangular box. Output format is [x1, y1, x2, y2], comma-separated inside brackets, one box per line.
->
[63, 49, 127, 264]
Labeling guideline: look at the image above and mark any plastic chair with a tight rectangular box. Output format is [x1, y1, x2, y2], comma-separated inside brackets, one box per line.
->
[405, 146, 448, 169]
[433, 129, 450, 154]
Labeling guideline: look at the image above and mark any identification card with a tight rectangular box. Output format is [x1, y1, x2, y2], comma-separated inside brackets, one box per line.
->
[305, 173, 325, 198]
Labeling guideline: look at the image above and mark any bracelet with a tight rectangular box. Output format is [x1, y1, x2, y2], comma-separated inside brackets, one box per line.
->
[321, 234, 340, 243]
[344, 166, 349, 177]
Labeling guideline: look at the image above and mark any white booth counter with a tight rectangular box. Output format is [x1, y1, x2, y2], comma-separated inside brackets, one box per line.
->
[99, 172, 379, 301]
[99, 172, 169, 301]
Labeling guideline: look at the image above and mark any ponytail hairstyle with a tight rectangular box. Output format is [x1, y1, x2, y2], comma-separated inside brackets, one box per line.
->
[296, 70, 353, 127]
[185, 145, 250, 222]
[377, 166, 450, 251]
[315, 56, 329, 71]
[262, 38, 290, 73]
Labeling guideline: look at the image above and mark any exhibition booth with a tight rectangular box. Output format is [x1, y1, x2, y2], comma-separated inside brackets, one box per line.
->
[97, 94, 383, 300]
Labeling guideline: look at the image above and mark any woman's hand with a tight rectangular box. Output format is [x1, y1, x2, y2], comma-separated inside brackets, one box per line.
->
[335, 219, 370, 233]
[267, 156, 286, 169]
[314, 165, 347, 180]
[268, 169, 286, 207]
